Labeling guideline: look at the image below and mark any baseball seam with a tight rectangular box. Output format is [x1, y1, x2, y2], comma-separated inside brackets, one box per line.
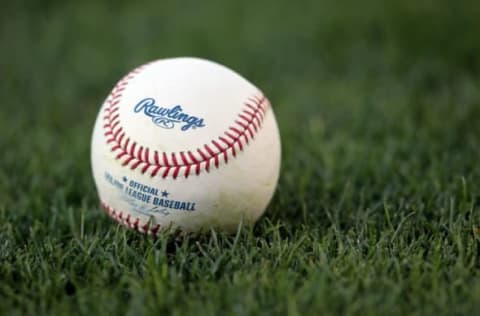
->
[102, 64, 270, 179]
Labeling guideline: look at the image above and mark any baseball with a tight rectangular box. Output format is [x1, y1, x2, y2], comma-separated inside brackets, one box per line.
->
[91, 57, 281, 234]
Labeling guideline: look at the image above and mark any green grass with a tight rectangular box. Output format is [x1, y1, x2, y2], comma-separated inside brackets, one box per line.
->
[2, 0, 480, 315]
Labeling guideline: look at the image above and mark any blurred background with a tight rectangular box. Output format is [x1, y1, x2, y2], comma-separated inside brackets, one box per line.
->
[3, 0, 480, 118]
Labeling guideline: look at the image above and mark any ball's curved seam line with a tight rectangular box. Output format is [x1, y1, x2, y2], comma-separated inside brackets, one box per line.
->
[102, 63, 270, 179]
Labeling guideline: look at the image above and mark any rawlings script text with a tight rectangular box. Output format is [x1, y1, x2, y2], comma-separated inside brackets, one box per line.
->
[134, 98, 206, 131]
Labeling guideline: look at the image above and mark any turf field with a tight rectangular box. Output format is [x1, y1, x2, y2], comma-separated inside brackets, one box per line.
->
[2, 1, 480, 315]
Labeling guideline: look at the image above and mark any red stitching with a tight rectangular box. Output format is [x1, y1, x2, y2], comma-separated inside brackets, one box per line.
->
[101, 201, 161, 235]
[102, 63, 270, 179]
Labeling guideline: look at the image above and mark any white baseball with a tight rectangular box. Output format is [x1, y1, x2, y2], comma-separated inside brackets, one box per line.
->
[91, 57, 281, 234]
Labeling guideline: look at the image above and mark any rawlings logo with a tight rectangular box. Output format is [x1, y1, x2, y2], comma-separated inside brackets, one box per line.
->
[133, 98, 206, 131]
